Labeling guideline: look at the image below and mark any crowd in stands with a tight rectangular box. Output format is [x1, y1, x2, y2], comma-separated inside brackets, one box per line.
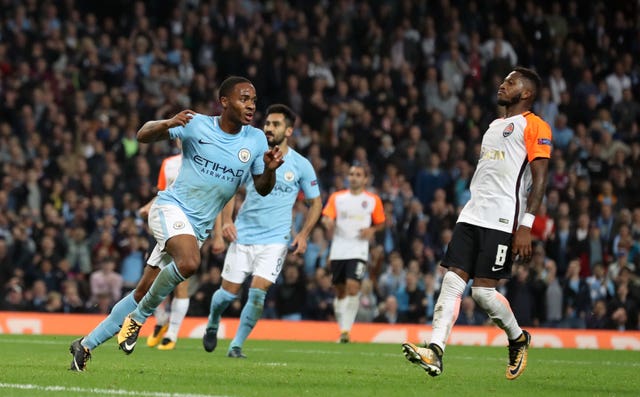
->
[1, 0, 639, 332]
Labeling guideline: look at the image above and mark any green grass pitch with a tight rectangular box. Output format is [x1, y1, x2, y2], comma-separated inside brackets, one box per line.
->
[0, 334, 638, 397]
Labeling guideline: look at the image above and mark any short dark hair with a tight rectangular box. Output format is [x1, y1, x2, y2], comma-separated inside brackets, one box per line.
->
[513, 66, 542, 101]
[350, 161, 369, 176]
[218, 76, 251, 99]
[265, 104, 297, 127]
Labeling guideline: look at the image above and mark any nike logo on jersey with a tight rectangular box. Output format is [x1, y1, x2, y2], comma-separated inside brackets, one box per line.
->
[492, 265, 504, 272]
[198, 139, 214, 145]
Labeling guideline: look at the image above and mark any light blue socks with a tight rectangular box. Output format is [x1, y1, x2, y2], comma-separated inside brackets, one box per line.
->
[230, 288, 266, 350]
[131, 262, 185, 324]
[83, 292, 137, 350]
[207, 288, 237, 330]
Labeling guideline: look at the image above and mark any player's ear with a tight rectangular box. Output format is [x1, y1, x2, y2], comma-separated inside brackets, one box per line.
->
[220, 96, 228, 109]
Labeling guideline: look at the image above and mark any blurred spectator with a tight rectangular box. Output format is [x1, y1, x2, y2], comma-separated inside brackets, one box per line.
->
[305, 267, 335, 321]
[0, 0, 637, 332]
[119, 235, 147, 294]
[607, 275, 638, 331]
[65, 226, 92, 275]
[59, 278, 85, 313]
[422, 272, 439, 324]
[605, 61, 631, 104]
[585, 299, 609, 329]
[506, 264, 537, 327]
[562, 259, 591, 329]
[587, 263, 616, 304]
[542, 260, 563, 328]
[355, 278, 378, 323]
[1, 283, 27, 311]
[395, 271, 425, 323]
[189, 266, 222, 317]
[42, 291, 63, 313]
[303, 225, 330, 278]
[373, 295, 407, 324]
[531, 202, 555, 243]
[88, 256, 122, 307]
[377, 251, 406, 299]
[273, 265, 306, 321]
[26, 279, 49, 312]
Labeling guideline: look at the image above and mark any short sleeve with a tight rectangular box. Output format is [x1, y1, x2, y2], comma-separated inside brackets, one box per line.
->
[299, 158, 321, 199]
[322, 193, 337, 219]
[371, 194, 386, 225]
[524, 115, 552, 162]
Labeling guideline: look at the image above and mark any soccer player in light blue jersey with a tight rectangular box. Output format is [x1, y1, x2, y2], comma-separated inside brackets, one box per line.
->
[203, 104, 322, 358]
[69, 76, 283, 370]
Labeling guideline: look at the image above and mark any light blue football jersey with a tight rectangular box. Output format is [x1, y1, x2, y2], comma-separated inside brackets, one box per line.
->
[156, 114, 268, 240]
[235, 147, 320, 245]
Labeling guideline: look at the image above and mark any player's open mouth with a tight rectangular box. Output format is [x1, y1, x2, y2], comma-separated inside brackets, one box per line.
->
[245, 113, 254, 122]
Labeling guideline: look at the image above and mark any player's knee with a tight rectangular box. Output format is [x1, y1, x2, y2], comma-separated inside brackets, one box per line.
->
[175, 255, 200, 277]
[471, 287, 495, 309]
[345, 280, 360, 295]
[174, 281, 189, 298]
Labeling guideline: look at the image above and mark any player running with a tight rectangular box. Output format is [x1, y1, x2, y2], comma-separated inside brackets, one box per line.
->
[203, 104, 322, 358]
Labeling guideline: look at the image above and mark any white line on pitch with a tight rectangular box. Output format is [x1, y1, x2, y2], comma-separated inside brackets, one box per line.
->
[0, 383, 231, 397]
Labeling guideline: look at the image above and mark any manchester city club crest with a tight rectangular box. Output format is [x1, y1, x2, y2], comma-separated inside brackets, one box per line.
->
[503, 122, 514, 137]
[284, 171, 294, 181]
[238, 148, 251, 162]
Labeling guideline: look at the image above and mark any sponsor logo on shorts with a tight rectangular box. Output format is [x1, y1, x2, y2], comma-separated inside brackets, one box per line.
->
[173, 221, 185, 229]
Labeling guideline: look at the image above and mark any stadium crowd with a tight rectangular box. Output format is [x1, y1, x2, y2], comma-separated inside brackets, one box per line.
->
[1, 0, 639, 332]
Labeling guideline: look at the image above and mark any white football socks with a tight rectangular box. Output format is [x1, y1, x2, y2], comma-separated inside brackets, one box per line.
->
[471, 287, 522, 340]
[430, 271, 466, 352]
[164, 298, 190, 342]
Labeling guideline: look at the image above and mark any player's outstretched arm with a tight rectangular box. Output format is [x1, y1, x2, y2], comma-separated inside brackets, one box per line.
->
[291, 196, 323, 255]
[512, 157, 549, 261]
[137, 109, 195, 143]
[253, 146, 284, 196]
